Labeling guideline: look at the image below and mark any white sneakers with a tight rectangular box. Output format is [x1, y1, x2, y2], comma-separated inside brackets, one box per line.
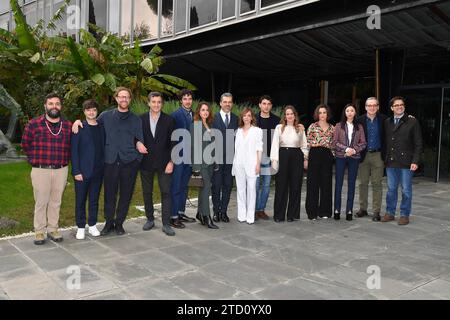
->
[76, 225, 100, 240]
[88, 225, 100, 237]
[76, 228, 85, 240]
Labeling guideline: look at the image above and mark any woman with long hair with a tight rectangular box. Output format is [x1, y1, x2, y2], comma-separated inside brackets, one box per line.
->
[332, 103, 367, 220]
[190, 101, 218, 229]
[305, 104, 335, 220]
[270, 105, 309, 222]
[232, 108, 263, 224]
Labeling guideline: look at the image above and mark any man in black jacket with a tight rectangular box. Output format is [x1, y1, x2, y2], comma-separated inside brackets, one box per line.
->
[382, 96, 423, 225]
[140, 92, 176, 236]
[255, 95, 280, 220]
[355, 97, 387, 222]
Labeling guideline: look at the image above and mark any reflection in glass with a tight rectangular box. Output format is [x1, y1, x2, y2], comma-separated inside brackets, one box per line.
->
[240, 0, 255, 14]
[23, 2, 37, 27]
[161, 0, 173, 37]
[0, 2, 9, 14]
[190, 0, 217, 29]
[0, 13, 9, 31]
[175, 0, 187, 33]
[109, 0, 120, 34]
[261, 0, 287, 7]
[134, 0, 158, 40]
[121, 0, 132, 42]
[52, 0, 67, 36]
[89, 0, 107, 30]
[222, 0, 235, 19]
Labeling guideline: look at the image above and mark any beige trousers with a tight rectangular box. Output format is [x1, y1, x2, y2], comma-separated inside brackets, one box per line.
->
[30, 166, 68, 233]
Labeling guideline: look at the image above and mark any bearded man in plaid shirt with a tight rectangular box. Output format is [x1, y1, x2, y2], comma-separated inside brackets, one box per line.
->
[21, 93, 72, 245]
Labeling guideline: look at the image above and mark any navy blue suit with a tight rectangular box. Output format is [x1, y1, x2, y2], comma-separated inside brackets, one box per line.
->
[211, 112, 238, 216]
[170, 106, 193, 218]
[71, 121, 105, 228]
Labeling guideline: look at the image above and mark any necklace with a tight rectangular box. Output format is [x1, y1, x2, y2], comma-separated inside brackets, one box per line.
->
[45, 119, 62, 136]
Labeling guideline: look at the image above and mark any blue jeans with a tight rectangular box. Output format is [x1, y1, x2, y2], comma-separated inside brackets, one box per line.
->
[334, 157, 360, 213]
[255, 163, 271, 211]
[171, 163, 192, 218]
[386, 167, 413, 216]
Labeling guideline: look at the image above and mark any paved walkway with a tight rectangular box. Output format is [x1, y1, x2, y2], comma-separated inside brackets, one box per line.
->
[1, 177, 450, 300]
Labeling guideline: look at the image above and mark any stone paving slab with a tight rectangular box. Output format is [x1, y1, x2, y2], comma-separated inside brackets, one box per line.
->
[1, 177, 450, 300]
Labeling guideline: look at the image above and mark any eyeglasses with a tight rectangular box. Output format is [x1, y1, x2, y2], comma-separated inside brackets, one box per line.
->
[366, 104, 379, 108]
[393, 103, 404, 108]
[117, 96, 130, 100]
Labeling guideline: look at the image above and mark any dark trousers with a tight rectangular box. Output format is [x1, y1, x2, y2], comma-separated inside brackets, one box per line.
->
[170, 163, 192, 217]
[211, 164, 233, 215]
[141, 168, 172, 225]
[103, 160, 139, 225]
[274, 148, 304, 221]
[306, 147, 333, 219]
[74, 174, 103, 228]
[334, 157, 360, 213]
[199, 165, 214, 217]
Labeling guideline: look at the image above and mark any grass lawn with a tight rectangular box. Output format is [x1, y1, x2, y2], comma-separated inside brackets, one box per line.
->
[0, 161, 198, 237]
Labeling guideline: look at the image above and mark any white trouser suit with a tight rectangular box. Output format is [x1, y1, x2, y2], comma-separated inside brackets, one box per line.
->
[232, 126, 263, 224]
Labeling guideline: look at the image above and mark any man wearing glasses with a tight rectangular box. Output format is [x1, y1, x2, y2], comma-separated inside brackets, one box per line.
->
[73, 87, 147, 235]
[382, 96, 423, 225]
[355, 97, 387, 222]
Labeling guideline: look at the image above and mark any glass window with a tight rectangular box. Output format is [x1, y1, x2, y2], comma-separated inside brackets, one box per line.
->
[240, 0, 255, 14]
[120, 0, 132, 42]
[190, 0, 217, 29]
[134, 0, 158, 40]
[222, 0, 235, 19]
[175, 0, 186, 33]
[161, 0, 173, 37]
[261, 0, 288, 7]
[108, 0, 120, 34]
[23, 2, 37, 27]
[0, 2, 10, 14]
[89, 0, 107, 31]
[0, 13, 9, 31]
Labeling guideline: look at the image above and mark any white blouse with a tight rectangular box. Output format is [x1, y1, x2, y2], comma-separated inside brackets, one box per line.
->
[232, 126, 263, 177]
[270, 124, 309, 161]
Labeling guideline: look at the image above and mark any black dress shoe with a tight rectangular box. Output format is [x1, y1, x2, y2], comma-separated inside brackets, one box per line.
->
[170, 218, 185, 229]
[179, 213, 196, 223]
[196, 212, 205, 225]
[143, 220, 155, 231]
[372, 212, 381, 222]
[204, 215, 219, 229]
[287, 218, 294, 222]
[274, 218, 284, 223]
[213, 213, 220, 223]
[115, 224, 125, 235]
[355, 209, 368, 218]
[220, 213, 230, 223]
[100, 223, 115, 236]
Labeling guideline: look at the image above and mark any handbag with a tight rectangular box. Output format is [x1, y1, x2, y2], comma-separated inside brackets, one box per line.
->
[187, 174, 204, 187]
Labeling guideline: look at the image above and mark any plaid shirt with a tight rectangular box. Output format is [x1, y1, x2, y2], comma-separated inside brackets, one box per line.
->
[21, 115, 72, 167]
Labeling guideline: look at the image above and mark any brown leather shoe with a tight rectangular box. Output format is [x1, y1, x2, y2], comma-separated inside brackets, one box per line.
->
[259, 211, 270, 220]
[398, 216, 410, 225]
[255, 211, 262, 220]
[381, 214, 395, 222]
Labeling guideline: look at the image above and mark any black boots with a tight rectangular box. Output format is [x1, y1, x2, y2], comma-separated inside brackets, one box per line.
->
[204, 215, 219, 229]
[334, 210, 340, 220]
[346, 212, 353, 221]
[196, 212, 205, 225]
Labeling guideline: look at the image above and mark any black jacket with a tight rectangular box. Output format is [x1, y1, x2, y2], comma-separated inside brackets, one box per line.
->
[357, 113, 387, 163]
[140, 112, 175, 171]
[212, 112, 238, 165]
[384, 112, 423, 169]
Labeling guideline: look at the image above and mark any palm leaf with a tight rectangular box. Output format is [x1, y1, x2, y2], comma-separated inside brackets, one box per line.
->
[152, 74, 197, 90]
[66, 36, 89, 79]
[10, 0, 37, 51]
[46, 0, 71, 31]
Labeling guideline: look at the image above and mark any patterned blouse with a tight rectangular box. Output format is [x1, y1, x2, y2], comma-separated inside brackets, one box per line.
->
[306, 122, 335, 150]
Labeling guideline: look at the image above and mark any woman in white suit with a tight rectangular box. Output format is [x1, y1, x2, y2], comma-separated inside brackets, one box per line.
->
[232, 108, 263, 224]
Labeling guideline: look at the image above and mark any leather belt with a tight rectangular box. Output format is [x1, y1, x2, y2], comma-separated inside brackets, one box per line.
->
[32, 164, 65, 169]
